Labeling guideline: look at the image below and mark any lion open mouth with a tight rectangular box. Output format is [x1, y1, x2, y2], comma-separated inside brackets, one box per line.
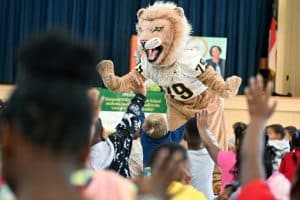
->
[146, 46, 163, 62]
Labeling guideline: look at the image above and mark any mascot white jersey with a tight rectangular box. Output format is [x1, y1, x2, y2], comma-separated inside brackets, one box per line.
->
[137, 50, 208, 101]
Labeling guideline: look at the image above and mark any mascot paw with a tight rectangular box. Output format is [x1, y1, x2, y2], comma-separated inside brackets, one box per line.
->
[226, 76, 242, 95]
[221, 90, 231, 98]
[96, 60, 117, 88]
[96, 60, 115, 78]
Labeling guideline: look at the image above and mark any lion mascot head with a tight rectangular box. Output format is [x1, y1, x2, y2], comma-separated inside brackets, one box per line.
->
[136, 2, 191, 66]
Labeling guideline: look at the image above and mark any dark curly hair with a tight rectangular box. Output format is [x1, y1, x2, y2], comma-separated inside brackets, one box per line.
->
[0, 32, 97, 156]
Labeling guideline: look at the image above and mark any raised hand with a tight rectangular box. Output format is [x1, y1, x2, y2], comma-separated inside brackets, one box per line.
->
[96, 60, 120, 90]
[131, 73, 147, 96]
[196, 109, 209, 131]
[245, 74, 277, 120]
[135, 149, 183, 199]
[239, 75, 277, 187]
[196, 109, 220, 163]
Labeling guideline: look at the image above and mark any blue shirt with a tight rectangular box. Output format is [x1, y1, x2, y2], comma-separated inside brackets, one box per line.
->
[140, 120, 186, 166]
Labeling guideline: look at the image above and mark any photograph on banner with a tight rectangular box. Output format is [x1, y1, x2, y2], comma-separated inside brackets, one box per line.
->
[185, 36, 227, 77]
[130, 35, 227, 78]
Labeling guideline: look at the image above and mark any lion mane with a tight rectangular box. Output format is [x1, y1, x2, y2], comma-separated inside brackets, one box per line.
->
[136, 2, 192, 66]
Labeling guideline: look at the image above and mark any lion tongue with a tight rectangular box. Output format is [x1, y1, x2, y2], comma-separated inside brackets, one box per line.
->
[147, 49, 158, 60]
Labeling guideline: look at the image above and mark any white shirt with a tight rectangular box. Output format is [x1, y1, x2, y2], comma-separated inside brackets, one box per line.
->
[188, 132, 217, 200]
[129, 139, 143, 177]
[188, 149, 215, 200]
[268, 139, 290, 171]
[137, 49, 208, 101]
[87, 138, 115, 170]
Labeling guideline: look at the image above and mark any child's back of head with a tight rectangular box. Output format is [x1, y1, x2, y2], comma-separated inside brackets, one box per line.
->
[143, 114, 167, 139]
[185, 117, 201, 149]
[267, 124, 285, 140]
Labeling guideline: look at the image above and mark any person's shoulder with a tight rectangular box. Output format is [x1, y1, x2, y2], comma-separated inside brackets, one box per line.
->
[141, 131, 169, 143]
[237, 179, 275, 200]
[266, 172, 291, 200]
[267, 171, 290, 184]
[168, 182, 207, 200]
[90, 140, 109, 151]
[218, 150, 236, 158]
[217, 150, 236, 166]
[188, 149, 214, 164]
[82, 170, 137, 200]
[282, 151, 293, 158]
[268, 139, 290, 151]
[140, 131, 152, 142]
[188, 148, 208, 155]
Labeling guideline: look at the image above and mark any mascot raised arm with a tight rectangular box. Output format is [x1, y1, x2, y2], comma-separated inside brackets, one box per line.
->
[97, 2, 241, 149]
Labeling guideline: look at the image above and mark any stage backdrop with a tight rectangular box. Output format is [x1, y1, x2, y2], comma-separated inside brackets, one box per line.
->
[0, 0, 274, 92]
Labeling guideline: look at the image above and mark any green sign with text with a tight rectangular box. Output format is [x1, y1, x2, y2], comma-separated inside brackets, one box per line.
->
[99, 88, 167, 113]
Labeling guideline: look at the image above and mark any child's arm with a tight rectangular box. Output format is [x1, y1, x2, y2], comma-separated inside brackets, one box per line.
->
[107, 83, 146, 178]
[196, 110, 221, 163]
[240, 75, 277, 186]
[115, 93, 146, 136]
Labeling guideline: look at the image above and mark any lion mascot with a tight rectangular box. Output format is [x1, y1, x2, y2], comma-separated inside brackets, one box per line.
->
[97, 2, 241, 149]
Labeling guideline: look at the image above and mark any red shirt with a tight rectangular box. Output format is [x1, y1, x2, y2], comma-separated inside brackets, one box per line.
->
[279, 149, 300, 182]
[237, 179, 275, 200]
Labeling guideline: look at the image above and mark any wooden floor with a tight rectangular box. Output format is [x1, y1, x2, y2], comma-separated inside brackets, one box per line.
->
[1, 84, 299, 134]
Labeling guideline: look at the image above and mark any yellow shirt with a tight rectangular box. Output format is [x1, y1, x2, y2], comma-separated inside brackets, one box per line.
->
[168, 182, 207, 200]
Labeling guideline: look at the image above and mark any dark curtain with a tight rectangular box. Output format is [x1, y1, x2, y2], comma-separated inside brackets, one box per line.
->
[0, 0, 273, 91]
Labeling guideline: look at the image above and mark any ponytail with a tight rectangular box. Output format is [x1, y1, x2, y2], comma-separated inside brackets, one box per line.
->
[292, 151, 299, 164]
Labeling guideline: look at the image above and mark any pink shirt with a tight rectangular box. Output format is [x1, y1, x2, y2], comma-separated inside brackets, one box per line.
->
[217, 150, 236, 192]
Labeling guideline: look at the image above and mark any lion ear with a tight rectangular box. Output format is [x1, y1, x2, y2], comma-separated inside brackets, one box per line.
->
[137, 8, 145, 18]
[174, 7, 184, 17]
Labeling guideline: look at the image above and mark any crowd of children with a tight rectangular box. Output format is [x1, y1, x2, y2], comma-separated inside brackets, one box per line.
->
[0, 32, 299, 200]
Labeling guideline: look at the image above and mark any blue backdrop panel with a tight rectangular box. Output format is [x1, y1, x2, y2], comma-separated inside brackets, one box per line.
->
[0, 0, 273, 91]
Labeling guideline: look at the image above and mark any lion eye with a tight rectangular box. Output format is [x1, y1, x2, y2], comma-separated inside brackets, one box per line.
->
[153, 27, 164, 32]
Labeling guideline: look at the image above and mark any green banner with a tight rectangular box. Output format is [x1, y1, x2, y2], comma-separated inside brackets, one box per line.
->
[99, 88, 167, 113]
